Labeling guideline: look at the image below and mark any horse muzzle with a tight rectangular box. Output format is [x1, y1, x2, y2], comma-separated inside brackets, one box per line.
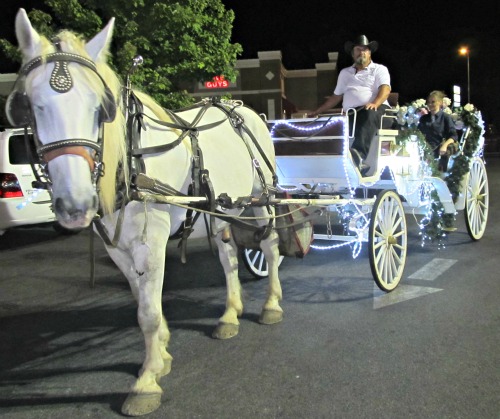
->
[54, 193, 99, 229]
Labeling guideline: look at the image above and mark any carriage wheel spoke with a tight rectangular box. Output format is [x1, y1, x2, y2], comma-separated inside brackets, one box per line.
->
[465, 159, 489, 241]
[370, 190, 407, 292]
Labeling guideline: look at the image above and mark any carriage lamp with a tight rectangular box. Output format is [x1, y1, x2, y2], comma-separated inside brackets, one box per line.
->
[459, 47, 470, 104]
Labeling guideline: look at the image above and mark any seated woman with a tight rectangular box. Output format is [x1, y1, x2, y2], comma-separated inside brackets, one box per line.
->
[418, 90, 458, 171]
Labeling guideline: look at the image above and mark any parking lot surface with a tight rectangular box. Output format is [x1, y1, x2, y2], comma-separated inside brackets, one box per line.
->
[1, 157, 499, 418]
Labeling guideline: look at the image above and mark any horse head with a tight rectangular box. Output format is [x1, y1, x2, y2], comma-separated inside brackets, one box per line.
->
[7, 9, 124, 229]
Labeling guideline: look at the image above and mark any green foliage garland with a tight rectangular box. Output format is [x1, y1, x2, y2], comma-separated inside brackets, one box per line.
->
[395, 106, 484, 245]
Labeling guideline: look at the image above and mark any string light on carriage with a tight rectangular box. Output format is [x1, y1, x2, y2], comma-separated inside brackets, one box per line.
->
[384, 131, 453, 248]
[418, 204, 447, 249]
[269, 117, 344, 138]
[272, 116, 365, 257]
[341, 127, 356, 198]
[277, 184, 299, 192]
[272, 116, 347, 195]
[310, 238, 364, 259]
[310, 198, 369, 258]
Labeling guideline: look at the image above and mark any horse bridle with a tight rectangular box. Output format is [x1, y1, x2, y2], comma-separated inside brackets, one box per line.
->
[7, 51, 117, 189]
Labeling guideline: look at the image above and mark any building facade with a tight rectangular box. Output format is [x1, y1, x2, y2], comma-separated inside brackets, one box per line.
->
[0, 51, 339, 123]
[187, 51, 339, 119]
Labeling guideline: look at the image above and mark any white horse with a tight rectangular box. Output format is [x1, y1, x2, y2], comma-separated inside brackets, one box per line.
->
[9, 8, 283, 416]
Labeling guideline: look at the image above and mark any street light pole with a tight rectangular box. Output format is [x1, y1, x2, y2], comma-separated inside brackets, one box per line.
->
[459, 47, 470, 104]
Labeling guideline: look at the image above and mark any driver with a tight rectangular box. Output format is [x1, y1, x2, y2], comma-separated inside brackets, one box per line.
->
[308, 35, 391, 173]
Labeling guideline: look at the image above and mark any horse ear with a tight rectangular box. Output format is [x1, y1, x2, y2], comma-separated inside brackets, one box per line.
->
[15, 8, 42, 59]
[86, 18, 115, 63]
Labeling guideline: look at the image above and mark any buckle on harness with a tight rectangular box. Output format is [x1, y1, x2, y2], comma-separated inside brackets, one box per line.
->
[230, 114, 243, 129]
[252, 158, 260, 168]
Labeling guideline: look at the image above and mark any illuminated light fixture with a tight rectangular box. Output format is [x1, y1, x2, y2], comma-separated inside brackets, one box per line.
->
[458, 47, 470, 103]
[453, 85, 461, 108]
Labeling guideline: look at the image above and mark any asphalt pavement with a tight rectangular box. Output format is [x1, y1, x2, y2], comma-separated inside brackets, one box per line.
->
[0, 157, 499, 419]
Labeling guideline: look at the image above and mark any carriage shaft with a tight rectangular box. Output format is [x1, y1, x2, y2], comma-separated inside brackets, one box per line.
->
[135, 191, 375, 208]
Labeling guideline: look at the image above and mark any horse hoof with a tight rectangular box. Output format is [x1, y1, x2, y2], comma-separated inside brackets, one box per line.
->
[212, 323, 239, 339]
[121, 392, 162, 416]
[259, 309, 283, 325]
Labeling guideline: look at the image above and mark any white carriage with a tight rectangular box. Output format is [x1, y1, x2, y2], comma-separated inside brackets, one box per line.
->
[242, 111, 489, 292]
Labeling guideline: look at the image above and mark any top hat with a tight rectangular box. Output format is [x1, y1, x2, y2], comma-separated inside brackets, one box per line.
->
[344, 35, 379, 54]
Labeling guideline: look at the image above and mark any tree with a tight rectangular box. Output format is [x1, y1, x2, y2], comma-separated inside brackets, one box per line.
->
[0, 0, 242, 109]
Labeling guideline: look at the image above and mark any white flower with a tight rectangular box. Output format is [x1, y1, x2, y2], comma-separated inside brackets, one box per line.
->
[443, 97, 451, 108]
[464, 103, 475, 112]
[396, 110, 408, 125]
[443, 107, 452, 115]
[412, 98, 426, 109]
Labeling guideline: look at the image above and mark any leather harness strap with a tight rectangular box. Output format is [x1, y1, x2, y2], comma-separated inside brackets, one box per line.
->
[42, 146, 96, 170]
[103, 98, 280, 262]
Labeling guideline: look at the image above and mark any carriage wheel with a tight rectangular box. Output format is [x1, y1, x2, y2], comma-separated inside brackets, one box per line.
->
[465, 157, 489, 241]
[241, 249, 284, 279]
[369, 190, 407, 292]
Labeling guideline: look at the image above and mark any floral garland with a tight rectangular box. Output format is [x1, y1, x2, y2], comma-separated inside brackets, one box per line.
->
[394, 99, 484, 246]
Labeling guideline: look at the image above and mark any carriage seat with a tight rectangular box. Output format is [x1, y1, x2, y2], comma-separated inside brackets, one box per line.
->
[269, 102, 398, 185]
[271, 116, 346, 156]
[269, 116, 350, 189]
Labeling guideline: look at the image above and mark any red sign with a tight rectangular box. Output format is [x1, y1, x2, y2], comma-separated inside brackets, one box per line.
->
[204, 75, 229, 89]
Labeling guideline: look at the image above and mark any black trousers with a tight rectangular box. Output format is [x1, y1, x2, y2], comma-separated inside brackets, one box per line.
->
[349, 105, 389, 158]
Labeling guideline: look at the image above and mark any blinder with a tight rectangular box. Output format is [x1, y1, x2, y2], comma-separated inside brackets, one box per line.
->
[5, 85, 31, 128]
[5, 52, 117, 128]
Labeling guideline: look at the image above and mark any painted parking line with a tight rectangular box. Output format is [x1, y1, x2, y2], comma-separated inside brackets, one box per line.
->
[372, 258, 457, 309]
[408, 258, 458, 281]
[373, 284, 443, 309]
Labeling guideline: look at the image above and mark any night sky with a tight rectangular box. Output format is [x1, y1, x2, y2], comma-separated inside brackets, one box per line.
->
[222, 0, 500, 127]
[2, 0, 500, 126]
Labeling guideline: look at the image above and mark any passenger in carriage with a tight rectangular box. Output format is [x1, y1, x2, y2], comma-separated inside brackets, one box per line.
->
[418, 90, 458, 171]
[308, 35, 391, 174]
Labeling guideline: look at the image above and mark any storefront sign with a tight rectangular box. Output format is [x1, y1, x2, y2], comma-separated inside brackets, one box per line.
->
[204, 76, 229, 89]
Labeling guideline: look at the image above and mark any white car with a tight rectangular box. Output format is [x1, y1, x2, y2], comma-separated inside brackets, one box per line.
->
[0, 128, 57, 235]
